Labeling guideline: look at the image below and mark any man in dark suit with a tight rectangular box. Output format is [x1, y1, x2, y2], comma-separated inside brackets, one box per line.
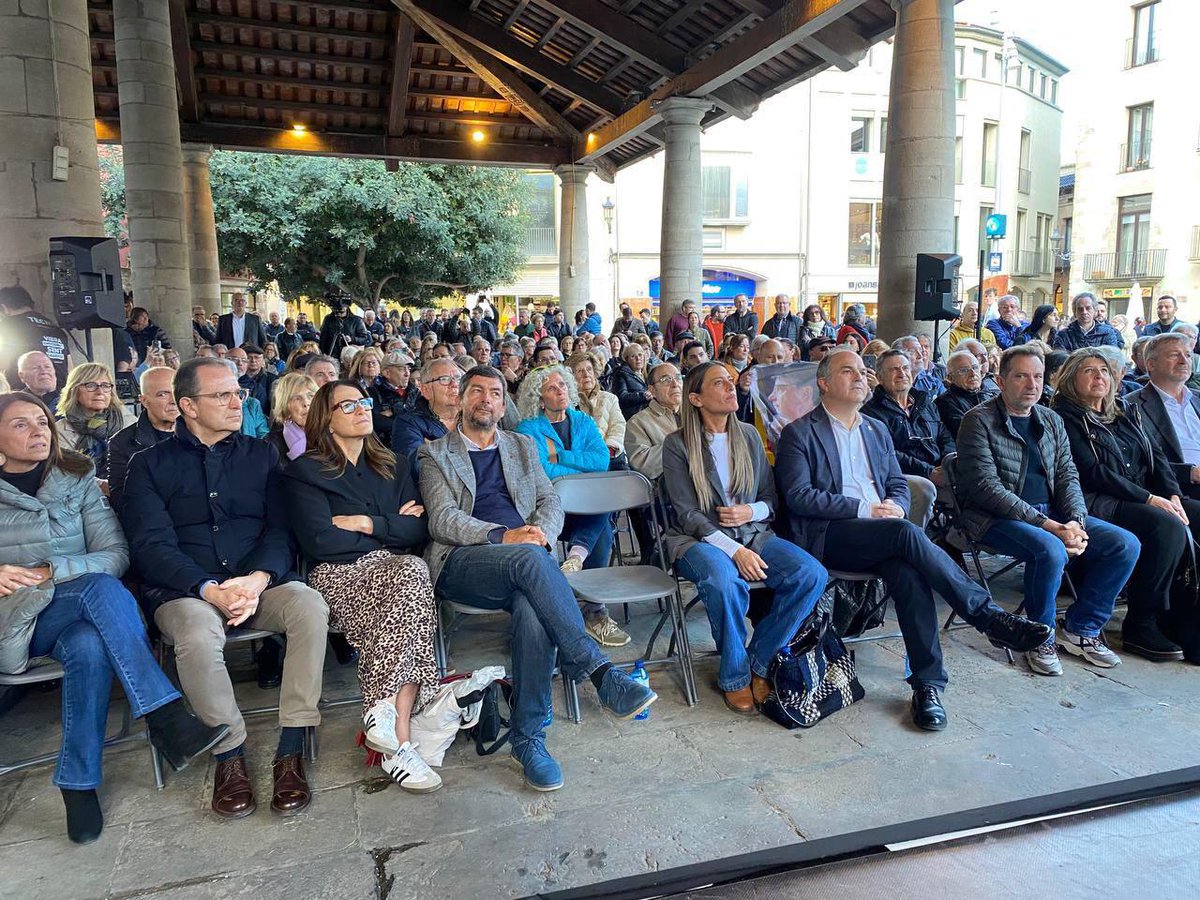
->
[774, 348, 1050, 731]
[216, 292, 267, 349]
[1130, 331, 1200, 500]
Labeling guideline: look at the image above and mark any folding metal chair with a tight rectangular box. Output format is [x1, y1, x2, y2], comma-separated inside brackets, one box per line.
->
[152, 626, 317, 789]
[553, 470, 699, 708]
[0, 659, 149, 780]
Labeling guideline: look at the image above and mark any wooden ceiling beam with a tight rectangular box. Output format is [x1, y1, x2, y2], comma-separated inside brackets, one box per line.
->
[190, 12, 390, 45]
[387, 12, 416, 135]
[168, 0, 200, 122]
[192, 41, 391, 71]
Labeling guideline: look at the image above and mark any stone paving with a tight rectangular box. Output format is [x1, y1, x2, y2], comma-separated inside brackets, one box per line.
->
[2, 565, 1199, 899]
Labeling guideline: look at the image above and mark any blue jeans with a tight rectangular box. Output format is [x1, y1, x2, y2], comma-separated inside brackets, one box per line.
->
[981, 514, 1140, 637]
[28, 573, 180, 789]
[675, 537, 827, 691]
[437, 544, 609, 745]
[562, 513, 615, 617]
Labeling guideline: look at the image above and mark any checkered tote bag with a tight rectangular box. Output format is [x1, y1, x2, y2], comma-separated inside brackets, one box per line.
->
[761, 609, 865, 730]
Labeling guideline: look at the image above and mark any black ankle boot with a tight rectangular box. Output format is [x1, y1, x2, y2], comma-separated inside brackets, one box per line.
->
[61, 789, 103, 844]
[145, 700, 231, 772]
[255, 637, 284, 689]
[328, 632, 358, 666]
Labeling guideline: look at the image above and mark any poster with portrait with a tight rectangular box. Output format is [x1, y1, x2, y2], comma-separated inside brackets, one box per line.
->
[749, 361, 819, 451]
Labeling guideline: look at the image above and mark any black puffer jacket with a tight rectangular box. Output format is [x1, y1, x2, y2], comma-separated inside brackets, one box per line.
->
[936, 383, 998, 440]
[862, 387, 953, 477]
[611, 363, 651, 420]
[1052, 395, 1180, 520]
[955, 396, 1087, 539]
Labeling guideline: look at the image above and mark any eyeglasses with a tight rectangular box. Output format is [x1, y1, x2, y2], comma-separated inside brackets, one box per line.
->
[426, 375, 458, 387]
[335, 397, 374, 414]
[81, 381, 115, 392]
[949, 365, 980, 377]
[653, 374, 683, 385]
[191, 389, 249, 405]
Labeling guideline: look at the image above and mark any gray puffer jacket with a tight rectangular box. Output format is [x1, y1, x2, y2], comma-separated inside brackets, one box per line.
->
[955, 396, 1087, 540]
[0, 464, 129, 674]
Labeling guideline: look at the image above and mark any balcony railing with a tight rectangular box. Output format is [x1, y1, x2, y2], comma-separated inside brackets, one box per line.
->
[1017, 167, 1032, 194]
[523, 225, 557, 257]
[981, 159, 997, 187]
[1119, 141, 1152, 172]
[1079, 249, 1167, 282]
[1125, 35, 1160, 69]
[1191, 226, 1200, 261]
[1014, 250, 1052, 277]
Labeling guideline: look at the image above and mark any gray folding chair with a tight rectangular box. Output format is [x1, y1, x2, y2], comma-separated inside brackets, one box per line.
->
[0, 659, 150, 780]
[553, 470, 699, 708]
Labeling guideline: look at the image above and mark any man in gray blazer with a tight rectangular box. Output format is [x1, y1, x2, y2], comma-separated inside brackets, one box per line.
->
[418, 365, 656, 793]
[1129, 331, 1200, 500]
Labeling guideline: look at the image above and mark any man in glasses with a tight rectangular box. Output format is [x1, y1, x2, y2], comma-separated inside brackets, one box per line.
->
[391, 357, 463, 476]
[122, 357, 329, 820]
[936, 347, 999, 441]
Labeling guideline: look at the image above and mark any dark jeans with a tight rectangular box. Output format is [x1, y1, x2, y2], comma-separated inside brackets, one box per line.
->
[29, 573, 180, 789]
[436, 544, 610, 745]
[561, 513, 615, 618]
[675, 537, 826, 691]
[821, 518, 1000, 691]
[981, 514, 1140, 636]
[1103, 498, 1200, 622]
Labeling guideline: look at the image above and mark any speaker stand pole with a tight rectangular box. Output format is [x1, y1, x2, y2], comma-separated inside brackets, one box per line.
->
[932, 320, 942, 365]
[976, 248, 985, 342]
[84, 329, 94, 363]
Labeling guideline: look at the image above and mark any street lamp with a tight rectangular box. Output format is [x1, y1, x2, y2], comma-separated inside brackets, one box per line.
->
[602, 196, 615, 234]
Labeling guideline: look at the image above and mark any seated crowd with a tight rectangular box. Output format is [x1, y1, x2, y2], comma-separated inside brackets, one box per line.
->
[3, 290, 1198, 851]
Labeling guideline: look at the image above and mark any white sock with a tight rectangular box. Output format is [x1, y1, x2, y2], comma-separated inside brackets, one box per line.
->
[568, 546, 588, 561]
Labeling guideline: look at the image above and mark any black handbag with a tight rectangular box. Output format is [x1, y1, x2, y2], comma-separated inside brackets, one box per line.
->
[829, 576, 888, 638]
[461, 679, 515, 756]
[760, 609, 865, 730]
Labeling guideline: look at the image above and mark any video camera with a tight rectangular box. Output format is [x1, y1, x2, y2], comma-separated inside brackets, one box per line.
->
[324, 288, 353, 313]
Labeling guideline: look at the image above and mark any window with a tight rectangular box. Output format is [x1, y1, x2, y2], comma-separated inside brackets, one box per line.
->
[955, 46, 965, 75]
[978, 205, 994, 252]
[849, 116, 871, 152]
[1050, 80, 1058, 105]
[702, 228, 725, 250]
[973, 47, 988, 79]
[954, 215, 960, 254]
[1117, 194, 1152, 275]
[702, 163, 749, 220]
[1039, 73, 1048, 98]
[1010, 61, 1022, 86]
[1060, 216, 1072, 255]
[1027, 67, 1035, 92]
[848, 201, 883, 266]
[1018, 130, 1032, 193]
[879, 117, 888, 152]
[981, 122, 998, 187]
[1125, 103, 1153, 170]
[955, 137, 963, 184]
[521, 172, 557, 257]
[1131, 2, 1160, 67]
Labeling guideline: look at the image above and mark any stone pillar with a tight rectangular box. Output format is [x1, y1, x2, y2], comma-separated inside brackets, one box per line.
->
[877, 0, 956, 342]
[554, 164, 592, 323]
[0, 0, 105, 309]
[657, 97, 710, 331]
[181, 144, 222, 320]
[113, 0, 192, 358]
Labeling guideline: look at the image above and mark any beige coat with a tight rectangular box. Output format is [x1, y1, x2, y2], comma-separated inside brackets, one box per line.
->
[624, 400, 680, 480]
[580, 389, 626, 452]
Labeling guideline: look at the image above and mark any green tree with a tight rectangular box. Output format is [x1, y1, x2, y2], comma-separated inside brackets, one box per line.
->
[209, 152, 530, 307]
[97, 145, 127, 246]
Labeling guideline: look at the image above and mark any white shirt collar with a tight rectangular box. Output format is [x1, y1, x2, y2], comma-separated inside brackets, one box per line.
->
[458, 427, 497, 451]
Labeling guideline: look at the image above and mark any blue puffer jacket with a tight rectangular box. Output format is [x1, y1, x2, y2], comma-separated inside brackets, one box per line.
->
[1051, 320, 1124, 352]
[120, 419, 296, 615]
[392, 397, 449, 477]
[515, 408, 609, 480]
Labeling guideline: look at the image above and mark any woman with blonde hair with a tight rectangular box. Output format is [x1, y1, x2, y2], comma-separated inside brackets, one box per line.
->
[56, 363, 133, 479]
[285, 341, 321, 373]
[659, 362, 826, 713]
[567, 352, 626, 459]
[266, 373, 319, 463]
[348, 346, 384, 392]
[862, 338, 890, 359]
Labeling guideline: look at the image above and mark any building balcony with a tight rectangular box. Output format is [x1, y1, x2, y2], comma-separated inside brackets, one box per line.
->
[1190, 226, 1200, 262]
[1017, 167, 1031, 194]
[1013, 251, 1052, 277]
[1079, 249, 1167, 283]
[1119, 142, 1152, 173]
[1125, 35, 1160, 69]
[523, 225, 557, 258]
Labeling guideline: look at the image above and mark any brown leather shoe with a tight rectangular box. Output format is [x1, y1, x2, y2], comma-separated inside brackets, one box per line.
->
[271, 753, 311, 816]
[722, 686, 756, 715]
[212, 756, 256, 819]
[751, 673, 771, 707]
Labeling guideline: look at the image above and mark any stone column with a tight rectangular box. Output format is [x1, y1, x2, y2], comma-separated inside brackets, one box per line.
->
[181, 144, 222, 320]
[113, 0, 192, 358]
[0, 0, 104, 309]
[657, 97, 710, 331]
[877, 0, 956, 342]
[554, 164, 592, 323]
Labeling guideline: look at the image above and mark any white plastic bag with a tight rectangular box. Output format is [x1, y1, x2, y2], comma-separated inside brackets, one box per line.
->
[410, 665, 506, 766]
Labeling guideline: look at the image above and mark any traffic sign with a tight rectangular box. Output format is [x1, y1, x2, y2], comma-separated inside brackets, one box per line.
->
[985, 214, 1007, 239]
[987, 251, 1003, 273]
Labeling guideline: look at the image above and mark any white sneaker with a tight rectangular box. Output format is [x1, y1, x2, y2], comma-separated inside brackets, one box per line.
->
[560, 555, 584, 573]
[363, 699, 400, 756]
[1058, 623, 1122, 669]
[1025, 640, 1063, 676]
[381, 742, 443, 794]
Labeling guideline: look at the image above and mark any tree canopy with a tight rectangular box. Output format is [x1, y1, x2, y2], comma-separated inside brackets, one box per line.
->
[98, 149, 532, 308]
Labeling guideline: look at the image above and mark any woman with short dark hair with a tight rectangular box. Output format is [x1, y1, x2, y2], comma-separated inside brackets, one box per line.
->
[285, 381, 441, 794]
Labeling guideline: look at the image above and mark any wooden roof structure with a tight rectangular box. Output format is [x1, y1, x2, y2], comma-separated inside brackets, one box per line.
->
[88, 0, 899, 178]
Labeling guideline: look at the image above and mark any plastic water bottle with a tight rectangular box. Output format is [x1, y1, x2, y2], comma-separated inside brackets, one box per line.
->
[903, 654, 911, 679]
[631, 660, 651, 721]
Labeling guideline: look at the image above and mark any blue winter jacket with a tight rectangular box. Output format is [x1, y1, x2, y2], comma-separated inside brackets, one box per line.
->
[515, 408, 609, 480]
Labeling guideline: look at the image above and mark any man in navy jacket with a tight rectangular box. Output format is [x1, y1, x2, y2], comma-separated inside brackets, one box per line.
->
[122, 357, 328, 820]
[774, 348, 1051, 731]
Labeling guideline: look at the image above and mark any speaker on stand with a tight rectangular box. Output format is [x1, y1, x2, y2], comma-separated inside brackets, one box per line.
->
[914, 253, 962, 363]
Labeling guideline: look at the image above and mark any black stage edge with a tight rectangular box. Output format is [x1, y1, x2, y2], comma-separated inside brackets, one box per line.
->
[531, 766, 1200, 900]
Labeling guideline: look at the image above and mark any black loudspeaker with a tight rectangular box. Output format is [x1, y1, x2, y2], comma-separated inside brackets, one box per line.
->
[48, 236, 125, 330]
[914, 252, 962, 322]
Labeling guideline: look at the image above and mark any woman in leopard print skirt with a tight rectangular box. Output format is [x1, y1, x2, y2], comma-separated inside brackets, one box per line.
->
[285, 380, 442, 794]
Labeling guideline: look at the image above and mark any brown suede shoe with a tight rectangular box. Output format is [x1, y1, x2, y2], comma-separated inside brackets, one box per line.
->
[212, 756, 255, 819]
[751, 673, 771, 707]
[271, 754, 311, 816]
[722, 686, 756, 715]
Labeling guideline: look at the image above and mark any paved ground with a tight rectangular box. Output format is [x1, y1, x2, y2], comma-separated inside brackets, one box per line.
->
[2, 563, 1199, 899]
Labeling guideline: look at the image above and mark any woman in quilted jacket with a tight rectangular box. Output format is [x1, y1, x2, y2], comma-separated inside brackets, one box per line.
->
[0, 393, 225, 845]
